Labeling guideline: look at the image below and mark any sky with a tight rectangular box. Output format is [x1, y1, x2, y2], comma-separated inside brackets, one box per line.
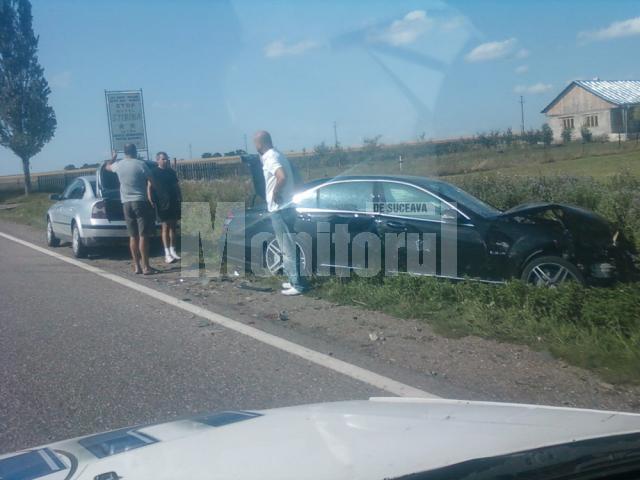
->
[1, 0, 639, 175]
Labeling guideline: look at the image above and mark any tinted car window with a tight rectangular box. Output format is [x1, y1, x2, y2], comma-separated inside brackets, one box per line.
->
[433, 182, 501, 218]
[317, 181, 375, 212]
[61, 182, 75, 199]
[66, 181, 85, 200]
[381, 182, 443, 220]
[294, 188, 318, 208]
[62, 180, 84, 200]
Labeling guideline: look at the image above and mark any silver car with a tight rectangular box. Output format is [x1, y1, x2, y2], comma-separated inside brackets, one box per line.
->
[46, 165, 154, 257]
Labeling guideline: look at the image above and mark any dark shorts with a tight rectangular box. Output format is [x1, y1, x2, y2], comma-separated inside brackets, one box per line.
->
[123, 201, 155, 237]
[157, 201, 181, 222]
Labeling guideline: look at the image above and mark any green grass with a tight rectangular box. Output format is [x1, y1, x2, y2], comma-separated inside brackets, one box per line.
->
[451, 147, 640, 179]
[0, 192, 53, 228]
[316, 276, 640, 384]
[299, 141, 640, 181]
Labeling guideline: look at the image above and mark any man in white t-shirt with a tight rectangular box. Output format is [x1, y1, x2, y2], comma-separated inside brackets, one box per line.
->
[254, 130, 308, 295]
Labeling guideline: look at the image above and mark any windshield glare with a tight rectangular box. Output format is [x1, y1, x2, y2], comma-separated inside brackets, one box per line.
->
[1, 1, 639, 478]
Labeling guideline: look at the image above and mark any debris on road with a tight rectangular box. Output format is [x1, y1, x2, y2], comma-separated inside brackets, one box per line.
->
[237, 282, 273, 292]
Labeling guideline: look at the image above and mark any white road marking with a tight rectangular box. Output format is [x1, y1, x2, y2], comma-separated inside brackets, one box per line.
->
[0, 231, 438, 398]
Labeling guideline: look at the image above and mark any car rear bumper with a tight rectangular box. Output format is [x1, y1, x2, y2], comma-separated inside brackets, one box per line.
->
[81, 221, 162, 245]
[81, 223, 129, 238]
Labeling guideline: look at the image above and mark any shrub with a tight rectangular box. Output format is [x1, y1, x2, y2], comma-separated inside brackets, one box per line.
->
[454, 173, 640, 250]
[542, 123, 553, 146]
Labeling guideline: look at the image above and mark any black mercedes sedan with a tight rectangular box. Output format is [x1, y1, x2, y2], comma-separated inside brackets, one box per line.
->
[223, 169, 638, 286]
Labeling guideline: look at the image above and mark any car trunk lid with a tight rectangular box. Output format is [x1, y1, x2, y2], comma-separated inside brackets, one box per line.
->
[95, 163, 125, 221]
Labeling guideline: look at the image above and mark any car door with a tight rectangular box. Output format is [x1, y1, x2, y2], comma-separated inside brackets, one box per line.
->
[375, 181, 488, 279]
[58, 179, 86, 234]
[292, 180, 380, 276]
[375, 181, 442, 276]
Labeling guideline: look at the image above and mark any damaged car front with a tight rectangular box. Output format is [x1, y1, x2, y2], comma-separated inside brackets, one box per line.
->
[497, 203, 640, 286]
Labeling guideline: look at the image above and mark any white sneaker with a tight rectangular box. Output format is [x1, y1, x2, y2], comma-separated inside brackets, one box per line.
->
[281, 286, 302, 296]
[165, 255, 176, 264]
[282, 282, 292, 289]
[170, 249, 181, 260]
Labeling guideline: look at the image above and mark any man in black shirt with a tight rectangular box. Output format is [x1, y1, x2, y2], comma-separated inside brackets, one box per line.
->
[152, 152, 182, 263]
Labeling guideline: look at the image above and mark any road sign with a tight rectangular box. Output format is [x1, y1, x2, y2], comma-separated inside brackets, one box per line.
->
[105, 90, 148, 153]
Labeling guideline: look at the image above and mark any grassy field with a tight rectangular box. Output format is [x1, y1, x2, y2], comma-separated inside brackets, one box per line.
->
[450, 147, 640, 179]
[0, 192, 52, 228]
[299, 140, 640, 181]
[1, 141, 639, 383]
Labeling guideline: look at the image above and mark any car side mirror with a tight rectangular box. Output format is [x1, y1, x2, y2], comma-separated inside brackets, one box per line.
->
[49, 194, 61, 201]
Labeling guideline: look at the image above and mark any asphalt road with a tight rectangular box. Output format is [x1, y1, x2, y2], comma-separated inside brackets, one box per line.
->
[0, 234, 384, 453]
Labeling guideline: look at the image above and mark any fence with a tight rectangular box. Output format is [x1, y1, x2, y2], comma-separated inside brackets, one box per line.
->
[174, 156, 248, 180]
[0, 168, 96, 194]
[0, 156, 252, 194]
[5, 133, 615, 194]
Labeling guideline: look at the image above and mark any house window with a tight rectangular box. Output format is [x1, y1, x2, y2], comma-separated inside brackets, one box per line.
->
[584, 115, 598, 128]
[562, 117, 574, 129]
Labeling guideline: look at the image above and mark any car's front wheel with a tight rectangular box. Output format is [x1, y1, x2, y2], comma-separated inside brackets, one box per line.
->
[71, 223, 87, 258]
[46, 217, 60, 247]
[521, 255, 584, 287]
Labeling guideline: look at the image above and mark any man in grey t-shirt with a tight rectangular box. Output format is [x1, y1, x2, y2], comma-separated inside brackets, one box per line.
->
[105, 143, 156, 275]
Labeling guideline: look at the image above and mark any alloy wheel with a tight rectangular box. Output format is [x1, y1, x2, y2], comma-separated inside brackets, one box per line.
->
[526, 262, 579, 287]
[265, 238, 307, 276]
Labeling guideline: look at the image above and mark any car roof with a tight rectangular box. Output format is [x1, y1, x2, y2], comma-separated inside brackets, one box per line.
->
[304, 174, 450, 191]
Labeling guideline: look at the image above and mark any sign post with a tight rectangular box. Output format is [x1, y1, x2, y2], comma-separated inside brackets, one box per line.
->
[105, 89, 149, 159]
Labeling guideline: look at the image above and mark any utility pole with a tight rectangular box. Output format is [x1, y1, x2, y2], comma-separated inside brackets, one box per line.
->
[519, 96, 525, 137]
[243, 133, 248, 152]
[333, 121, 339, 149]
[189, 143, 193, 159]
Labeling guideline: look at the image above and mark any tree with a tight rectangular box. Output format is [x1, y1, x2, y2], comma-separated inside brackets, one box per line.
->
[313, 141, 330, 156]
[523, 128, 540, 145]
[561, 126, 573, 144]
[0, 0, 56, 194]
[201, 152, 213, 158]
[503, 127, 514, 146]
[541, 123, 553, 146]
[63, 164, 75, 170]
[363, 134, 382, 151]
[580, 125, 593, 143]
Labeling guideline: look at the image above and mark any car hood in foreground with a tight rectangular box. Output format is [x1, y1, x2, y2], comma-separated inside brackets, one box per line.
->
[2, 398, 640, 480]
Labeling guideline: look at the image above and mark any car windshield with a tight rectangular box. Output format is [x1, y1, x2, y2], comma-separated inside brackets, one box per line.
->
[434, 182, 502, 218]
[1, 1, 640, 479]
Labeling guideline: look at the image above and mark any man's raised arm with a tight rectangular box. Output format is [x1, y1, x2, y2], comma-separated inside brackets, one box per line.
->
[104, 150, 118, 171]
